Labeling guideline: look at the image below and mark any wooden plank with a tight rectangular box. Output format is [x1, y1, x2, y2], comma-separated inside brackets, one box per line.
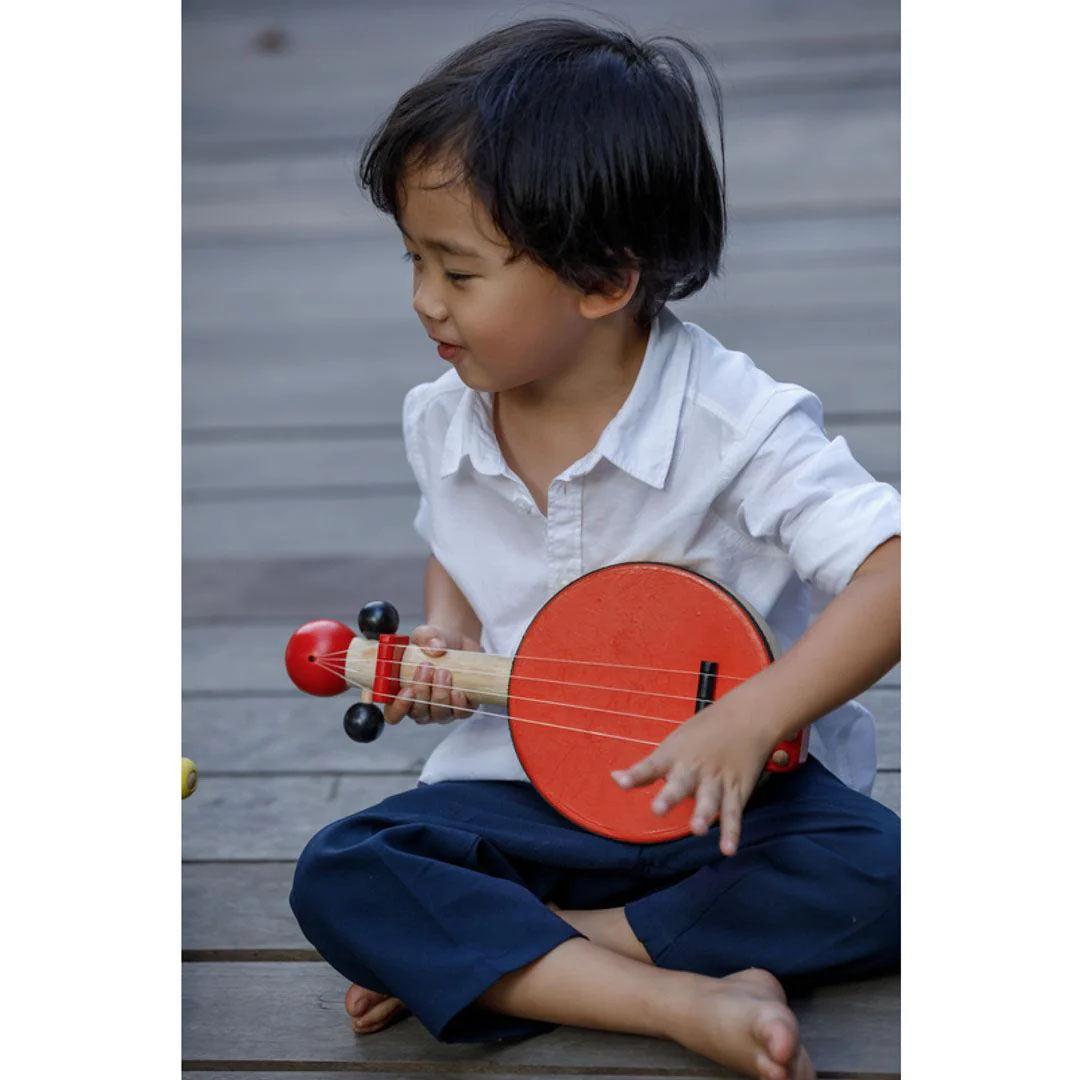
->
[182, 238, 897, 334]
[182, 0, 898, 147]
[183, 1074, 746, 1080]
[184, 861, 311, 955]
[183, 1074, 759, 1080]
[182, 961, 899, 1076]
[182, 767, 899, 863]
[182, 1075, 745, 1080]
[184, 756, 897, 955]
[183, 692, 454, 774]
[183, 321, 896, 428]
[182, 491, 426, 559]
[183, 687, 898, 775]
[184, 136, 897, 244]
[182, 433, 412, 495]
[182, 553, 427, 622]
[182, 774, 420, 860]
[181, 621, 900, 695]
[181, 321, 896, 423]
[182, 419, 898, 497]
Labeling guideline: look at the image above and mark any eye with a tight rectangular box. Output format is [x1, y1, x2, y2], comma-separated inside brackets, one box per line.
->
[445, 271, 473, 284]
[401, 251, 420, 264]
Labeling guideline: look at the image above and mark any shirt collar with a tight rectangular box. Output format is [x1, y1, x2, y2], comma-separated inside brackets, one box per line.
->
[439, 306, 690, 489]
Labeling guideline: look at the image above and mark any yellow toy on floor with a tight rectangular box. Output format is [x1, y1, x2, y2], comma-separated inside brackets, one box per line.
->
[181, 757, 199, 799]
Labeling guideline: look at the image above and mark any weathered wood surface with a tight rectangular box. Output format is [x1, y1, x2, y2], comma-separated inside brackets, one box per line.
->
[181, 619, 899, 695]
[183, 418, 899, 496]
[182, 770, 900, 863]
[182, 687, 899, 774]
[182, 768, 899, 955]
[182, 963, 899, 1076]
[182, 0, 900, 1075]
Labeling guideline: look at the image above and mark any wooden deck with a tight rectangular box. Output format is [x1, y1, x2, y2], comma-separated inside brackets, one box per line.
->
[182, 1, 900, 1075]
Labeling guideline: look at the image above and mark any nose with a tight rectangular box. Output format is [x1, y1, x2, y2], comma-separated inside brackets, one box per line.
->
[412, 274, 448, 323]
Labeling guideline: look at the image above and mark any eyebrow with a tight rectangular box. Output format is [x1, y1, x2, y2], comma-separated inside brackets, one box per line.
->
[399, 227, 482, 259]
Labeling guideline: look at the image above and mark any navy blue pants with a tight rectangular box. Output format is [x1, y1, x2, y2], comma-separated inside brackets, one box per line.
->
[290, 757, 899, 1043]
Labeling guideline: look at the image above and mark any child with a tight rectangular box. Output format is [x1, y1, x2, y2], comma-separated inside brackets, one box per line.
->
[290, 19, 899, 1080]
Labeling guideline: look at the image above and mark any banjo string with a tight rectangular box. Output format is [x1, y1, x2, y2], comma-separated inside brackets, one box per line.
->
[312, 656, 703, 728]
[312, 646, 752, 685]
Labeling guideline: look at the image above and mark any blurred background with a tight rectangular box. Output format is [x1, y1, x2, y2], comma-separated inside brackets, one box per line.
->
[182, 1, 898, 1061]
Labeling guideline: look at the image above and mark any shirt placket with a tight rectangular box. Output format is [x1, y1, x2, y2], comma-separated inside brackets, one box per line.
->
[546, 477, 583, 594]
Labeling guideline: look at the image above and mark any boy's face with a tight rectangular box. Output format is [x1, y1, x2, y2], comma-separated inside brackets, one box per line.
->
[397, 160, 593, 393]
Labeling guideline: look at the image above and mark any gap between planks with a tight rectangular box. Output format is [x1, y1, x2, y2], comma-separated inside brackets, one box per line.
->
[180, 1061, 896, 1078]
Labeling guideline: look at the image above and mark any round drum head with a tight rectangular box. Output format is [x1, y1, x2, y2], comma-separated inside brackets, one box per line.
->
[509, 563, 773, 843]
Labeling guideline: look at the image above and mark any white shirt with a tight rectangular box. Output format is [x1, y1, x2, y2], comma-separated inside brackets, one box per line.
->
[401, 307, 899, 794]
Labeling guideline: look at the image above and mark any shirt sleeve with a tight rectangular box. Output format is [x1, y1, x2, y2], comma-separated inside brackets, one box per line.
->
[401, 387, 434, 548]
[725, 396, 900, 594]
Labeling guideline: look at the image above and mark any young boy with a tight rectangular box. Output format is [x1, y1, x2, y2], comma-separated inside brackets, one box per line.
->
[290, 19, 899, 1080]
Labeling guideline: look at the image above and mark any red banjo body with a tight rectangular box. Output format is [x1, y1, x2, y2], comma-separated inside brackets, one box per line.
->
[285, 562, 808, 843]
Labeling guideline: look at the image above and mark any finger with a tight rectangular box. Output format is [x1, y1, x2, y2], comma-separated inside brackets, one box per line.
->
[384, 689, 413, 726]
[652, 765, 696, 816]
[409, 665, 433, 723]
[718, 782, 744, 856]
[610, 755, 665, 790]
[428, 667, 453, 723]
[689, 776, 723, 835]
[448, 688, 473, 722]
[412, 625, 449, 657]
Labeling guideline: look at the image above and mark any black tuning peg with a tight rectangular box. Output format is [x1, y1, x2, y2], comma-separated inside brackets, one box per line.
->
[344, 701, 385, 743]
[358, 601, 400, 640]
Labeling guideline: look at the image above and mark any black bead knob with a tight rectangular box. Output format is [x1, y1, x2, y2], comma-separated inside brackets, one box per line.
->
[343, 702, 385, 743]
[358, 601, 400, 640]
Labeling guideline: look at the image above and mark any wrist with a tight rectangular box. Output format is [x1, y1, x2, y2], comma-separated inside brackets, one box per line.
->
[713, 671, 806, 747]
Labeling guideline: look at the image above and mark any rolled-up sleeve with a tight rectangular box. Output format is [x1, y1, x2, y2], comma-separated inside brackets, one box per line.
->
[726, 399, 900, 594]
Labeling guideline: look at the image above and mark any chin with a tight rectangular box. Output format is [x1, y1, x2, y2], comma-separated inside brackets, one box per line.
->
[452, 364, 497, 392]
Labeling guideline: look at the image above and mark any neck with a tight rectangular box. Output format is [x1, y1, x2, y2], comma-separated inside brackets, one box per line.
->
[497, 314, 650, 425]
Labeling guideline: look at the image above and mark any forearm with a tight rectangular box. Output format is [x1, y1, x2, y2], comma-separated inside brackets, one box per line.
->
[424, 555, 483, 645]
[720, 536, 900, 743]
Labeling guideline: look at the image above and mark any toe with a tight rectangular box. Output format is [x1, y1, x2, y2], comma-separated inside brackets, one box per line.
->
[365, 996, 406, 1027]
[754, 1051, 787, 1080]
[345, 983, 387, 1017]
[757, 1008, 798, 1063]
[794, 1046, 816, 1080]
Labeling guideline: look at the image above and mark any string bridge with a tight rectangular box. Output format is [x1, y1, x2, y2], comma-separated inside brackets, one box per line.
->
[694, 660, 718, 712]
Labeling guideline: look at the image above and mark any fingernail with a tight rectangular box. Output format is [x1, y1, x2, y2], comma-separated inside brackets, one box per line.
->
[431, 637, 445, 649]
[611, 771, 628, 787]
[401, 688, 414, 701]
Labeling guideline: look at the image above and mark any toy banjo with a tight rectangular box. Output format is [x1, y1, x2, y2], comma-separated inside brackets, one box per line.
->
[285, 562, 808, 843]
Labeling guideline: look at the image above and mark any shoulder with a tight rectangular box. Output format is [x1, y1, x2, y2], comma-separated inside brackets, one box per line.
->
[679, 320, 824, 440]
[403, 366, 468, 430]
[401, 368, 468, 485]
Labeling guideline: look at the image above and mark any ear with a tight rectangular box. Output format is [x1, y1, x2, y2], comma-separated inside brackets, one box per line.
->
[577, 267, 642, 321]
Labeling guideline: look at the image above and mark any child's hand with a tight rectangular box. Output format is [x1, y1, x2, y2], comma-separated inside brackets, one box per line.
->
[610, 700, 777, 856]
[384, 625, 482, 726]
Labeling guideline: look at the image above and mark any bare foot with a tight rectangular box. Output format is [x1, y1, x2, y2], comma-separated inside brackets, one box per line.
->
[671, 969, 814, 1080]
[344, 982, 408, 1034]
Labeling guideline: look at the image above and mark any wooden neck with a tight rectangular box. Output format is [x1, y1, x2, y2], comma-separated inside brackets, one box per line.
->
[344, 639, 511, 706]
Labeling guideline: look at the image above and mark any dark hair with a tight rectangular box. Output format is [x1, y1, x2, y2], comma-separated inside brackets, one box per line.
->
[358, 18, 726, 326]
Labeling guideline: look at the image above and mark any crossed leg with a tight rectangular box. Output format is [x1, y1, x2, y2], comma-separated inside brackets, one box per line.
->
[346, 903, 640, 1032]
[345, 904, 813, 1080]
